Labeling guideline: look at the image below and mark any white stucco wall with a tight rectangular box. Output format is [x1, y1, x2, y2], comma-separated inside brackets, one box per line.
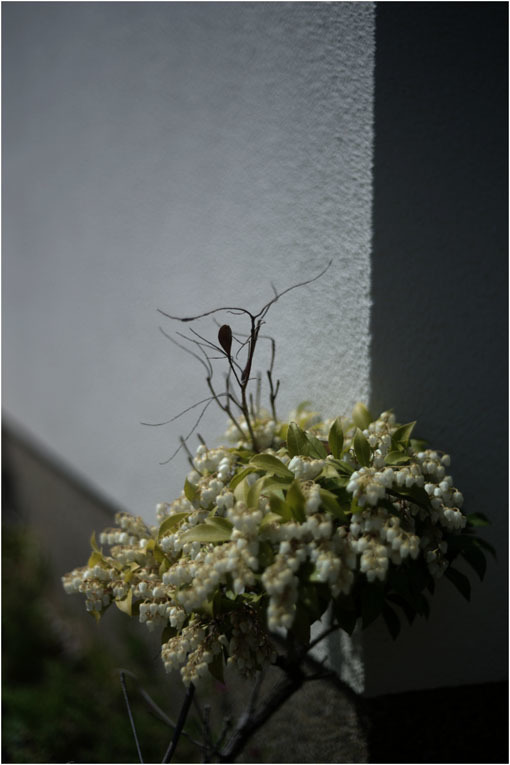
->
[3, 3, 375, 521]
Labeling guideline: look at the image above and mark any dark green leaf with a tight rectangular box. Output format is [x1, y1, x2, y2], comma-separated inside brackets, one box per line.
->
[328, 417, 344, 459]
[466, 512, 490, 527]
[410, 438, 428, 452]
[387, 593, 416, 625]
[329, 459, 355, 476]
[353, 429, 372, 467]
[319, 489, 345, 520]
[384, 451, 411, 465]
[258, 540, 275, 568]
[472, 537, 497, 559]
[352, 402, 372, 430]
[287, 422, 310, 458]
[382, 603, 401, 640]
[392, 421, 416, 446]
[208, 651, 225, 684]
[461, 547, 487, 581]
[445, 567, 471, 601]
[361, 583, 385, 628]
[335, 607, 358, 636]
[161, 626, 178, 644]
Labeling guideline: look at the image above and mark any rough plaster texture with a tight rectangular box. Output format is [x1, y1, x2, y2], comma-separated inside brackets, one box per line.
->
[3, 2, 374, 521]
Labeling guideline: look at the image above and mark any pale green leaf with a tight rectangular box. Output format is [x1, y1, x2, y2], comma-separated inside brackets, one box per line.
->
[180, 520, 232, 544]
[229, 466, 258, 490]
[328, 418, 344, 459]
[269, 495, 293, 522]
[158, 512, 189, 539]
[286, 481, 306, 523]
[115, 589, 133, 617]
[352, 402, 372, 430]
[184, 478, 198, 502]
[249, 454, 294, 478]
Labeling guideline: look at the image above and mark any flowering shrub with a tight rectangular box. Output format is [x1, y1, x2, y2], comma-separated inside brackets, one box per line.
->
[63, 401, 491, 688]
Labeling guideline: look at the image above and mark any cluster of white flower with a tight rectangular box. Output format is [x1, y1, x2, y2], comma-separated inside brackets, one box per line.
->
[64, 405, 475, 686]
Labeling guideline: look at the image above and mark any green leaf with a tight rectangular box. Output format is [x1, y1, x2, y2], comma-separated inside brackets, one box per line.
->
[259, 511, 283, 529]
[328, 418, 344, 459]
[352, 402, 372, 430]
[180, 519, 232, 544]
[287, 422, 310, 458]
[466, 512, 490, 527]
[259, 475, 293, 494]
[335, 607, 358, 636]
[472, 537, 497, 559]
[115, 589, 133, 617]
[249, 454, 294, 479]
[319, 489, 345, 520]
[384, 450, 411, 465]
[410, 438, 428, 452]
[461, 546, 487, 581]
[87, 550, 106, 568]
[258, 540, 275, 568]
[286, 481, 306, 523]
[291, 605, 311, 647]
[333, 460, 355, 476]
[158, 512, 189, 539]
[361, 583, 385, 628]
[247, 476, 264, 509]
[308, 435, 328, 459]
[445, 567, 471, 601]
[382, 603, 401, 640]
[229, 466, 258, 490]
[90, 531, 101, 554]
[387, 593, 416, 625]
[184, 478, 198, 502]
[269, 495, 293, 522]
[389, 485, 432, 512]
[392, 421, 416, 446]
[353, 429, 372, 467]
[208, 651, 225, 684]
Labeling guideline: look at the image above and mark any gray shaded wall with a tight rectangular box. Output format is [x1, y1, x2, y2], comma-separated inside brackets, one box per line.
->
[364, 2, 508, 693]
[3, 2, 375, 519]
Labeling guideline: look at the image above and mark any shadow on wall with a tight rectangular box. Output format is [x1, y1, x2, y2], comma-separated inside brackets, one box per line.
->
[368, 2, 508, 692]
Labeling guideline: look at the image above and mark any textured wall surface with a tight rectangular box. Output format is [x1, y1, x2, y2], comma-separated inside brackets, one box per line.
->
[364, 2, 508, 694]
[3, 2, 375, 520]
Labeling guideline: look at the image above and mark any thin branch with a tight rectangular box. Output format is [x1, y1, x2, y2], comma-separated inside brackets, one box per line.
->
[159, 326, 211, 377]
[157, 306, 254, 323]
[257, 259, 332, 321]
[304, 622, 341, 655]
[159, 398, 215, 464]
[162, 683, 196, 764]
[120, 671, 144, 764]
[140, 395, 228, 427]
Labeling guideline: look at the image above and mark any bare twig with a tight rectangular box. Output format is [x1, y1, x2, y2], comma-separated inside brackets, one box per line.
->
[162, 683, 195, 764]
[120, 671, 144, 764]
